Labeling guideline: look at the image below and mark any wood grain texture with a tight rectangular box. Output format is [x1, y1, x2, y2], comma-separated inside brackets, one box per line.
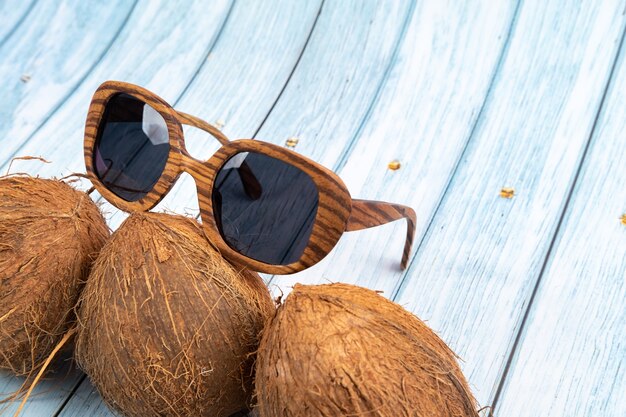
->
[246, 0, 413, 167]
[0, 0, 35, 47]
[85, 82, 413, 275]
[267, 0, 517, 292]
[83, 81, 362, 275]
[390, 0, 626, 405]
[346, 199, 416, 269]
[495, 36, 626, 417]
[0, 0, 136, 163]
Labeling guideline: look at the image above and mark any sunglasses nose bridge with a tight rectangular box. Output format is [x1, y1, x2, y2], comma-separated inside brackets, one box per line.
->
[179, 153, 216, 183]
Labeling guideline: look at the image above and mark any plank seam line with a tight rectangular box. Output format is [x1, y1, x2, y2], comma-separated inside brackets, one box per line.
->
[52, 373, 86, 417]
[0, 0, 37, 51]
[391, 0, 524, 298]
[1, 0, 140, 171]
[171, 0, 238, 107]
[249, 0, 326, 140]
[489, 19, 626, 415]
[331, 0, 418, 173]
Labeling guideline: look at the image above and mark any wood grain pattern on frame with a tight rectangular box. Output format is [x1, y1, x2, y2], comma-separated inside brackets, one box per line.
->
[84, 81, 415, 274]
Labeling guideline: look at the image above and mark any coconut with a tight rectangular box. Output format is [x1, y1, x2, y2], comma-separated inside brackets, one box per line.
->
[0, 176, 109, 376]
[255, 283, 479, 417]
[75, 212, 275, 417]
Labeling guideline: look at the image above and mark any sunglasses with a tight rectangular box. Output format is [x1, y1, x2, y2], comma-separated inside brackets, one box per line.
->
[84, 81, 416, 275]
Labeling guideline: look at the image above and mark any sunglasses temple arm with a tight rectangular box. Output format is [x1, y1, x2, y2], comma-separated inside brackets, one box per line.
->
[175, 111, 263, 199]
[346, 199, 416, 270]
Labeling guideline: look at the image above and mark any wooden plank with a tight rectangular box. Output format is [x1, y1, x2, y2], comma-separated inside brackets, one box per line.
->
[0, 0, 35, 47]
[0, 0, 136, 165]
[268, 0, 517, 290]
[387, 0, 625, 406]
[102, 0, 325, 229]
[0, 0, 233, 175]
[0, 353, 82, 417]
[495, 36, 626, 417]
[52, 376, 114, 417]
[0, 1, 234, 416]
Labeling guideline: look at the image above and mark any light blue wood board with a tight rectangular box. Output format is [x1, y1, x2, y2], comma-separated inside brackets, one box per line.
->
[0, 0, 136, 166]
[386, 0, 624, 406]
[0, 0, 36, 47]
[52, 378, 112, 417]
[0, 0, 624, 416]
[102, 0, 324, 229]
[0, 353, 80, 417]
[241, 0, 413, 167]
[495, 31, 626, 417]
[266, 0, 626, 407]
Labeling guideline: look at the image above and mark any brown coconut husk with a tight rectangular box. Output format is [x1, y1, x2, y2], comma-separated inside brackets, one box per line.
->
[75, 212, 275, 417]
[0, 176, 109, 376]
[255, 283, 479, 417]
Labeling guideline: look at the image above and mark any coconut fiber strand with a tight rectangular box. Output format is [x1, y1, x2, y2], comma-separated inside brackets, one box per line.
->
[0, 176, 109, 375]
[75, 212, 274, 417]
[255, 283, 479, 417]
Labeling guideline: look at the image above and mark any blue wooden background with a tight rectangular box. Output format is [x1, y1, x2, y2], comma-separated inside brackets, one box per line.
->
[0, 1, 624, 416]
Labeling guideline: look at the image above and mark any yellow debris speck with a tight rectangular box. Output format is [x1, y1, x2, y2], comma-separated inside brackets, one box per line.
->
[621, 214, 626, 226]
[500, 187, 515, 199]
[285, 137, 299, 148]
[387, 160, 401, 171]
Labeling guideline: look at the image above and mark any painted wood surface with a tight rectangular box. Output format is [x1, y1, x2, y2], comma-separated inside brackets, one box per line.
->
[269, 0, 626, 407]
[0, 0, 624, 416]
[391, 0, 625, 405]
[0, 353, 81, 417]
[0, 0, 136, 165]
[0, 0, 35, 47]
[495, 31, 626, 417]
[0, 0, 233, 178]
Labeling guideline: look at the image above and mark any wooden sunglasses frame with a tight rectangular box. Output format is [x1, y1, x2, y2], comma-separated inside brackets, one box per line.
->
[84, 81, 416, 275]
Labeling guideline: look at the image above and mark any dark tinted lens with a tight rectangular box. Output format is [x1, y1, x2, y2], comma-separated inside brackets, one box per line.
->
[93, 93, 170, 201]
[213, 152, 319, 265]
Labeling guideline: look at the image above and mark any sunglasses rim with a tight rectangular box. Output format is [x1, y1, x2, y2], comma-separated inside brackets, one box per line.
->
[84, 82, 185, 211]
[84, 80, 353, 274]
